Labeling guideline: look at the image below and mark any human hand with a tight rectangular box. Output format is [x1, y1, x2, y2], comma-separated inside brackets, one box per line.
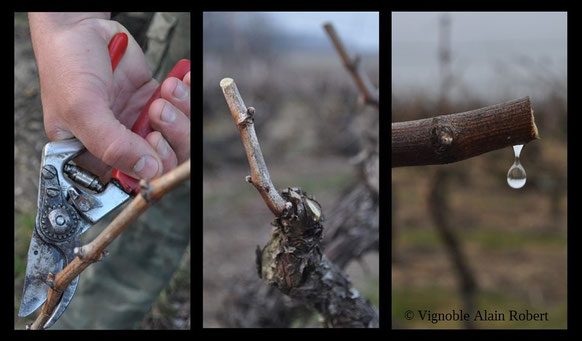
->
[28, 13, 189, 181]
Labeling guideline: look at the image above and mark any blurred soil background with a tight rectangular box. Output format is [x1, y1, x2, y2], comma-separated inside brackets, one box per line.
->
[14, 12, 190, 330]
[203, 12, 379, 327]
[392, 12, 567, 328]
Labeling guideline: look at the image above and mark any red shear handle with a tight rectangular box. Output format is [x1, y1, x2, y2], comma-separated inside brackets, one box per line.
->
[111, 59, 191, 194]
[108, 32, 128, 71]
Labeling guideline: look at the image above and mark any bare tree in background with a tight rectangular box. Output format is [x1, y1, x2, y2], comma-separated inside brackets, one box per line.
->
[394, 13, 478, 329]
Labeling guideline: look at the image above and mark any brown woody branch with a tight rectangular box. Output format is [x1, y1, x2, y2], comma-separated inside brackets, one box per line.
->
[220, 78, 379, 327]
[28, 159, 191, 330]
[323, 22, 379, 107]
[220, 78, 288, 216]
[392, 96, 539, 168]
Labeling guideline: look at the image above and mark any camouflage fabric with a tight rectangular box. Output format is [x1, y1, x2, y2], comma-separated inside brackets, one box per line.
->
[52, 12, 190, 330]
[145, 12, 191, 79]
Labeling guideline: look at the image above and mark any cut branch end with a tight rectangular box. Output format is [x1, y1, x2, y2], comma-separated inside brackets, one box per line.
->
[531, 109, 540, 139]
[219, 77, 234, 88]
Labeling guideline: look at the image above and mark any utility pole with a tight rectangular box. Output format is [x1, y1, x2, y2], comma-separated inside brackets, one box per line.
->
[438, 13, 452, 108]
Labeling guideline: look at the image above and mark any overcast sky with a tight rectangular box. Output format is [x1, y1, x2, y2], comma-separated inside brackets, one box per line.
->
[260, 12, 379, 53]
[204, 11, 566, 101]
[392, 12, 567, 101]
[393, 12, 566, 43]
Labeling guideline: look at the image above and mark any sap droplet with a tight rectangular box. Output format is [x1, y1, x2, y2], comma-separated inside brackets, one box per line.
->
[507, 144, 526, 189]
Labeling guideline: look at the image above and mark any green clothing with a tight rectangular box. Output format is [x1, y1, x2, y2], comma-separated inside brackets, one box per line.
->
[52, 12, 190, 330]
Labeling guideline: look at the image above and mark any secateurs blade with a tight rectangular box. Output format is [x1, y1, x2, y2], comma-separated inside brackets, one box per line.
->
[18, 32, 191, 329]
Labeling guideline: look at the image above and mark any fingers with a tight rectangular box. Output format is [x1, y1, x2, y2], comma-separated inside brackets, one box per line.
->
[148, 99, 190, 166]
[74, 101, 163, 180]
[74, 73, 189, 179]
[160, 74, 190, 118]
[146, 131, 178, 174]
[147, 73, 191, 170]
[183, 71, 190, 88]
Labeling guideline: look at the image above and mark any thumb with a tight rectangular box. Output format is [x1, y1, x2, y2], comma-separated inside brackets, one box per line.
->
[75, 103, 163, 180]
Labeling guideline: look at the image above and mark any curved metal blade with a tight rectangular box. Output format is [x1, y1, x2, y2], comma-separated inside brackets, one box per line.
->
[43, 235, 82, 328]
[18, 232, 64, 317]
[43, 275, 79, 329]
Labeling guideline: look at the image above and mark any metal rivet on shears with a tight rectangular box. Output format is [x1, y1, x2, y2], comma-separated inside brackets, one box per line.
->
[48, 208, 70, 235]
[41, 165, 56, 179]
[46, 188, 59, 198]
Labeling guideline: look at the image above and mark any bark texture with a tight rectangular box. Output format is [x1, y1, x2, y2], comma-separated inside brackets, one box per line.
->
[392, 97, 539, 167]
[217, 115, 379, 328]
[219, 77, 379, 328]
[257, 188, 378, 327]
[217, 22, 380, 327]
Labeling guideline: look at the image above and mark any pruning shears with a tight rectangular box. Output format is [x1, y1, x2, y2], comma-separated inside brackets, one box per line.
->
[18, 32, 190, 328]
